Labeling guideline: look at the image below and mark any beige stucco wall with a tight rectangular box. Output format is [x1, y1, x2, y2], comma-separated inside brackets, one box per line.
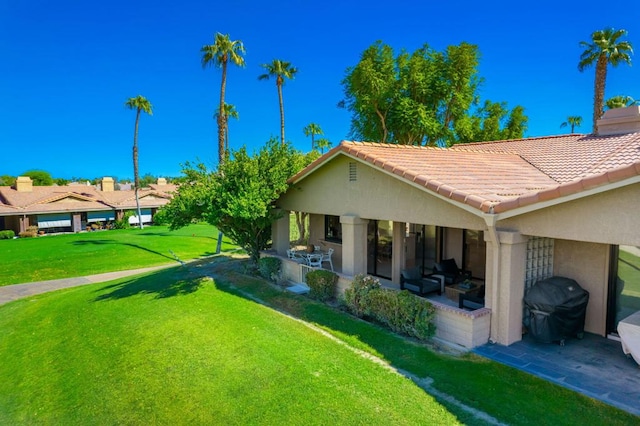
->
[500, 183, 640, 246]
[553, 240, 610, 336]
[279, 155, 485, 231]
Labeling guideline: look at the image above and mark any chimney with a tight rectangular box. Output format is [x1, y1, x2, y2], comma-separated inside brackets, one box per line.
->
[14, 176, 33, 192]
[156, 177, 167, 186]
[596, 106, 640, 136]
[101, 177, 115, 192]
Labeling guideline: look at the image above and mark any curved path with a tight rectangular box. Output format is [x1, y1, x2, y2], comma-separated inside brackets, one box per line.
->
[0, 264, 175, 306]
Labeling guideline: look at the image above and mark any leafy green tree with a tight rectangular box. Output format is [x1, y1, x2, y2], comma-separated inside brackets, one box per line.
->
[341, 41, 396, 143]
[214, 103, 239, 156]
[342, 41, 527, 146]
[0, 175, 16, 186]
[560, 116, 583, 133]
[23, 170, 53, 186]
[201, 33, 246, 165]
[303, 123, 323, 150]
[163, 138, 317, 263]
[259, 60, 298, 144]
[125, 95, 153, 230]
[578, 28, 633, 133]
[315, 138, 332, 153]
[605, 95, 638, 109]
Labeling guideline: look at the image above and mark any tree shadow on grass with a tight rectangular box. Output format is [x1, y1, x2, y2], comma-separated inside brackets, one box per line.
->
[93, 255, 238, 302]
[93, 267, 203, 301]
[72, 239, 175, 261]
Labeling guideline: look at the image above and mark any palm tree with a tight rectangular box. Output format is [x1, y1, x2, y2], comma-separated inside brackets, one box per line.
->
[214, 103, 239, 157]
[578, 28, 633, 133]
[560, 116, 583, 133]
[605, 95, 638, 109]
[201, 33, 245, 165]
[124, 95, 153, 230]
[258, 60, 298, 144]
[303, 123, 323, 150]
[315, 138, 332, 154]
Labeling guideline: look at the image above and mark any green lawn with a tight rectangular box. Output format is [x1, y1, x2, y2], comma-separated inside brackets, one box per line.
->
[0, 261, 635, 425]
[0, 224, 237, 286]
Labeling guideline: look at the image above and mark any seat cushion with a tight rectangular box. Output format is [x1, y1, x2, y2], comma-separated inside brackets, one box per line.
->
[435, 258, 459, 274]
[401, 267, 422, 281]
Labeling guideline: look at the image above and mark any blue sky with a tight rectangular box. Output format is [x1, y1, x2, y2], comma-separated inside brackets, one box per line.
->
[1, 0, 639, 180]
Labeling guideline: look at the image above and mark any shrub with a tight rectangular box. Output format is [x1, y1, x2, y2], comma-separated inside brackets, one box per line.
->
[113, 211, 135, 229]
[343, 274, 436, 340]
[306, 269, 338, 302]
[19, 230, 37, 238]
[0, 230, 15, 239]
[366, 288, 436, 340]
[152, 208, 170, 225]
[343, 274, 381, 317]
[258, 256, 281, 282]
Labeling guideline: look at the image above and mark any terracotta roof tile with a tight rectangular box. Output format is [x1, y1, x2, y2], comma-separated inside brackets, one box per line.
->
[289, 131, 640, 214]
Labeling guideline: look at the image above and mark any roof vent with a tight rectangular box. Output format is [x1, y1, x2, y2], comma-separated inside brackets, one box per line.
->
[349, 162, 357, 182]
[596, 106, 640, 136]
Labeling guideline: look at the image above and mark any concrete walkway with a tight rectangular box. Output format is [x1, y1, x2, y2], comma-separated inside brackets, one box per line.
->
[0, 264, 176, 306]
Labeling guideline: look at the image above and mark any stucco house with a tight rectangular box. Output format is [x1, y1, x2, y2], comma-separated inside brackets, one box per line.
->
[0, 177, 175, 234]
[270, 106, 640, 349]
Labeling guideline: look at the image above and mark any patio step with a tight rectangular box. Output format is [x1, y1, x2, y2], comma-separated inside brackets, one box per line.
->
[286, 283, 310, 295]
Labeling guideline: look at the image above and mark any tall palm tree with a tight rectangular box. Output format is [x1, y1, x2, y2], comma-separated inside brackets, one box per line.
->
[258, 60, 298, 144]
[578, 28, 633, 133]
[303, 123, 323, 150]
[560, 116, 583, 133]
[201, 33, 245, 165]
[214, 103, 239, 158]
[125, 95, 153, 230]
[605, 95, 638, 110]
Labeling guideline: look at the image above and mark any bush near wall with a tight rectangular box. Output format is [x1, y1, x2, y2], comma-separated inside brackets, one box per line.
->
[19, 226, 39, 238]
[306, 270, 338, 302]
[0, 230, 15, 239]
[258, 256, 281, 282]
[344, 274, 436, 340]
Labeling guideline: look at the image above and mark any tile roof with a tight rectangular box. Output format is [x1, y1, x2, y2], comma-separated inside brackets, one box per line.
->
[290, 132, 640, 215]
[0, 184, 175, 216]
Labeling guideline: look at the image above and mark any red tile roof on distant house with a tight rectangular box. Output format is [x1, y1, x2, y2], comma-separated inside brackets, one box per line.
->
[289, 132, 640, 215]
[0, 182, 176, 216]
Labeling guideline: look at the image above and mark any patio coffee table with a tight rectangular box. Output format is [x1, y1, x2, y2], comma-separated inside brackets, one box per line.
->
[445, 282, 482, 303]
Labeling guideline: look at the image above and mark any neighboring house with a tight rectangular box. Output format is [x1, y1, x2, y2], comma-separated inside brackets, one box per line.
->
[0, 177, 175, 234]
[271, 106, 640, 349]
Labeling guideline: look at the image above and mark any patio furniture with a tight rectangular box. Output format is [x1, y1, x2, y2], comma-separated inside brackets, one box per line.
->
[618, 310, 640, 365]
[432, 258, 469, 285]
[306, 253, 323, 267]
[321, 248, 334, 271]
[287, 249, 305, 263]
[459, 285, 485, 310]
[446, 281, 481, 303]
[400, 267, 442, 296]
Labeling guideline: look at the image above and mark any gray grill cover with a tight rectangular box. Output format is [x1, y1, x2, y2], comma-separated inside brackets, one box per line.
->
[524, 276, 589, 343]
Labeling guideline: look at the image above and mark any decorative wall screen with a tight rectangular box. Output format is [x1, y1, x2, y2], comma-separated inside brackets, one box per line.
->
[525, 237, 554, 291]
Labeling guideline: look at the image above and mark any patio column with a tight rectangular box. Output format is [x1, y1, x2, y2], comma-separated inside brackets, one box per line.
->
[308, 214, 324, 245]
[392, 222, 405, 284]
[485, 230, 528, 345]
[271, 209, 290, 257]
[340, 215, 368, 276]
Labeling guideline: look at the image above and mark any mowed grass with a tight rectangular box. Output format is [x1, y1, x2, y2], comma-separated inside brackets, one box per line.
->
[0, 224, 236, 286]
[0, 262, 635, 425]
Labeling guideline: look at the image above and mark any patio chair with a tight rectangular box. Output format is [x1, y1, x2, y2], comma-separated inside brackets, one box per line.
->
[321, 248, 334, 271]
[307, 253, 323, 268]
[459, 285, 485, 310]
[432, 258, 469, 285]
[287, 249, 304, 263]
[400, 267, 442, 296]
